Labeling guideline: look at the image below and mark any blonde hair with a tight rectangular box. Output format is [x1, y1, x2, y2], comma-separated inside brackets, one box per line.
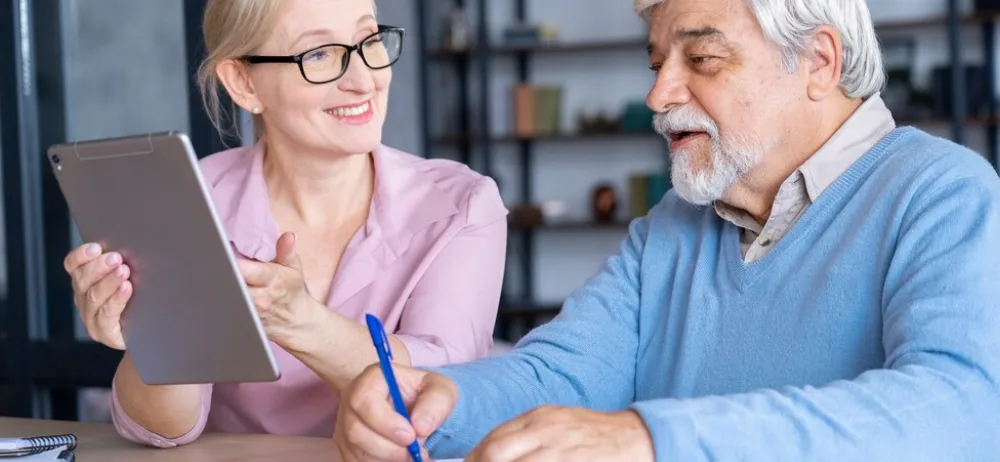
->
[197, 0, 282, 141]
[196, 0, 380, 142]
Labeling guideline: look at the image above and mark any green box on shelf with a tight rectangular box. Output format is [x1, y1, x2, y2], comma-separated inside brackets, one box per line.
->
[629, 171, 671, 217]
[532, 86, 563, 135]
[646, 173, 670, 209]
[621, 102, 655, 133]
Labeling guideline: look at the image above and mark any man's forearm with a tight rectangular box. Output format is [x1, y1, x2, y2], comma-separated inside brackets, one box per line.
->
[113, 352, 205, 439]
[282, 307, 411, 395]
[630, 362, 999, 461]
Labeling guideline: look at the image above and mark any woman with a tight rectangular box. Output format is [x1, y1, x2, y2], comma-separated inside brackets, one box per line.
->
[62, 0, 507, 448]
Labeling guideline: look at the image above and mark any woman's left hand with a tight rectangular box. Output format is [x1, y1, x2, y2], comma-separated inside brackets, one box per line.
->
[237, 232, 324, 349]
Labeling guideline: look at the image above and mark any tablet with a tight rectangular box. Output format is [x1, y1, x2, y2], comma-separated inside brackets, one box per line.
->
[47, 131, 280, 385]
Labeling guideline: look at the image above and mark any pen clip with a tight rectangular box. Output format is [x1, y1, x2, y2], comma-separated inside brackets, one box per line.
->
[381, 323, 393, 360]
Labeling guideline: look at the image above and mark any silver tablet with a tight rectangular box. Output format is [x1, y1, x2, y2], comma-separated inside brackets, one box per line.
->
[47, 131, 280, 385]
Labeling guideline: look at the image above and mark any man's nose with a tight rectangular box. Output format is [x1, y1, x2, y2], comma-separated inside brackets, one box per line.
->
[645, 65, 691, 113]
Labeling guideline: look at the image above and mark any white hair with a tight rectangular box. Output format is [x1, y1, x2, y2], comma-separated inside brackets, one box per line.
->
[653, 106, 767, 205]
[634, 0, 885, 99]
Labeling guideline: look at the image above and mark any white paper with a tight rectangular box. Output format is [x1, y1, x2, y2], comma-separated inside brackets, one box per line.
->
[9, 446, 72, 461]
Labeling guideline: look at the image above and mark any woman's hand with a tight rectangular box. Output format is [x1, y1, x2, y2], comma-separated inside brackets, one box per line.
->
[237, 232, 326, 349]
[63, 243, 133, 350]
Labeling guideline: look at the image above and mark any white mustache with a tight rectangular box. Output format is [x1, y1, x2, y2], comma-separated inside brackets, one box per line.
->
[653, 106, 720, 140]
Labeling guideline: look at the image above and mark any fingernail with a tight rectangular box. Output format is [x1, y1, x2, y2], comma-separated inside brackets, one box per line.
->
[105, 252, 121, 265]
[119, 281, 128, 293]
[86, 244, 101, 256]
[115, 266, 125, 277]
[395, 429, 413, 445]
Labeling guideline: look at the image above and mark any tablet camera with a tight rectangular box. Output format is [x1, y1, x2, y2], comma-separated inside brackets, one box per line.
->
[51, 154, 62, 171]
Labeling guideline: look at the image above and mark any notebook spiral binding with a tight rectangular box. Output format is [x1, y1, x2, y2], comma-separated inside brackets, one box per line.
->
[20, 434, 77, 456]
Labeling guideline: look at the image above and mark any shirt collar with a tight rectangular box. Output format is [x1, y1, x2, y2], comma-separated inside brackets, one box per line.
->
[213, 142, 459, 262]
[712, 92, 896, 226]
[797, 92, 896, 201]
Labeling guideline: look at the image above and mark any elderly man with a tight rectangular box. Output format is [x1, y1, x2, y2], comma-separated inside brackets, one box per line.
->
[334, 0, 1000, 460]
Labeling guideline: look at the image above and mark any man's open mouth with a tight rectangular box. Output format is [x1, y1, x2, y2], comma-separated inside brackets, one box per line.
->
[669, 131, 706, 143]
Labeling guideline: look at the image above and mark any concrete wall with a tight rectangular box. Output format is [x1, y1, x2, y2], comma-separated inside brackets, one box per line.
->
[60, 0, 190, 142]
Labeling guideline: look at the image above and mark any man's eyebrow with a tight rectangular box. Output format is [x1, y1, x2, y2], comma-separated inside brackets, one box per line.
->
[647, 26, 727, 55]
[676, 26, 724, 39]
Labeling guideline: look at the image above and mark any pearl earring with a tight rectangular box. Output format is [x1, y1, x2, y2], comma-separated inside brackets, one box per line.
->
[252, 107, 260, 114]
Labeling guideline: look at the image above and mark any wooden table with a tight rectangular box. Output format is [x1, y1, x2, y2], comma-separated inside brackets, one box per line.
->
[0, 417, 340, 461]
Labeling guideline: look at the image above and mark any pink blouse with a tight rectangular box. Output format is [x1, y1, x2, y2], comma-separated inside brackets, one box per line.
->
[110, 142, 508, 447]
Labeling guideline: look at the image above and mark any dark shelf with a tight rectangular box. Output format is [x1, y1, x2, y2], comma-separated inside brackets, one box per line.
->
[509, 220, 631, 231]
[429, 38, 647, 59]
[498, 303, 562, 320]
[875, 10, 1000, 31]
[432, 115, 998, 146]
[427, 11, 1000, 60]
[432, 130, 662, 144]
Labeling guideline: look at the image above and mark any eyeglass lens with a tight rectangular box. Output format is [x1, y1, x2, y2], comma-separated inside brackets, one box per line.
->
[301, 29, 402, 82]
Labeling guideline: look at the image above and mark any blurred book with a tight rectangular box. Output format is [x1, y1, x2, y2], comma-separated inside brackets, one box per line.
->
[629, 172, 670, 218]
[512, 84, 562, 136]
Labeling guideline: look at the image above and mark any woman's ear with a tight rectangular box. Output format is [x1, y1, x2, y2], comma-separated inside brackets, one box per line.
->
[216, 59, 263, 113]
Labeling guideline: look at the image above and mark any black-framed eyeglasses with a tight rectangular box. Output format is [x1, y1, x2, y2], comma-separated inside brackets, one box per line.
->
[241, 25, 405, 84]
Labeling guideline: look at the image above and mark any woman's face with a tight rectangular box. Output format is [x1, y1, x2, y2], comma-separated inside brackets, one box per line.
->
[245, 0, 394, 157]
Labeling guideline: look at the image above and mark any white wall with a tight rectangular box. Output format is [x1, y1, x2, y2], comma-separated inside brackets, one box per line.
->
[407, 0, 1000, 305]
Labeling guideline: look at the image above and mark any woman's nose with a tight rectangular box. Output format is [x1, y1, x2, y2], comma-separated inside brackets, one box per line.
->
[336, 52, 376, 93]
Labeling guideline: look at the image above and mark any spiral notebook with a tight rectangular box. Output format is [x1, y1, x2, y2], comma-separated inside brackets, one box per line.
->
[0, 434, 76, 460]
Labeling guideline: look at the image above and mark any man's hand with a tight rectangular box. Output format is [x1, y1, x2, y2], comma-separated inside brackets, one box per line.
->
[465, 406, 655, 462]
[334, 363, 459, 462]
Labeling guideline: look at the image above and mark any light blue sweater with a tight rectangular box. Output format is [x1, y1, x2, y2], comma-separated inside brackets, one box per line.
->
[425, 127, 1000, 461]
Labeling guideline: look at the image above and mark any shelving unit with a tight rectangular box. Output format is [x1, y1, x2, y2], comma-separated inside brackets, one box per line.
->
[416, 0, 1000, 342]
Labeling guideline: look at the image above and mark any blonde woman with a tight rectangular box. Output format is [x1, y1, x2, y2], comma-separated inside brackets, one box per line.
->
[61, 0, 507, 448]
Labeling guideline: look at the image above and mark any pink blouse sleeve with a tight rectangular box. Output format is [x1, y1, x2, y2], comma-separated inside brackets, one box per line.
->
[109, 380, 213, 448]
[394, 177, 508, 367]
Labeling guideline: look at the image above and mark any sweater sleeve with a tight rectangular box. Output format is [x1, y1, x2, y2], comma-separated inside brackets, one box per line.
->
[631, 176, 1000, 461]
[423, 215, 649, 459]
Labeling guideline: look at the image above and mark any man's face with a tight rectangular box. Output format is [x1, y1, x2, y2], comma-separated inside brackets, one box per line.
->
[645, 0, 803, 205]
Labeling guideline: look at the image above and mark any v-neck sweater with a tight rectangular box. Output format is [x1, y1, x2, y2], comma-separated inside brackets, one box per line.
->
[426, 126, 1000, 461]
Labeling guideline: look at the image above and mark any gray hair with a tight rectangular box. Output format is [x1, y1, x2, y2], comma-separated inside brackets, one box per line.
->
[635, 0, 885, 99]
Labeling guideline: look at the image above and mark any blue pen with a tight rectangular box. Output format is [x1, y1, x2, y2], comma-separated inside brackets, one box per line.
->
[365, 314, 423, 462]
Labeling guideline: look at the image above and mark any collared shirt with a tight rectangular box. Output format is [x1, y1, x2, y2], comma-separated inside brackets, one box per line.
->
[110, 142, 508, 447]
[715, 93, 897, 263]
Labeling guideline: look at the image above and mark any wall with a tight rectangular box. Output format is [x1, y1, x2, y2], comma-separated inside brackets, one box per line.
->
[0, 121, 5, 299]
[60, 0, 190, 142]
[377, 0, 424, 155]
[59, 0, 191, 422]
[2, 0, 995, 320]
[414, 0, 1000, 305]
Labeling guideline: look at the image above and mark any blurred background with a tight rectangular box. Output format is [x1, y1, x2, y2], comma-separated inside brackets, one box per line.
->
[1, 0, 997, 423]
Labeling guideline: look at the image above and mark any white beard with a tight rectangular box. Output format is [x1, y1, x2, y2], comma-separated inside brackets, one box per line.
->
[653, 107, 766, 206]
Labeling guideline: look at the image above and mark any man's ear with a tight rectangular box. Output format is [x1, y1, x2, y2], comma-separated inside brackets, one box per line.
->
[216, 59, 263, 113]
[804, 25, 843, 101]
